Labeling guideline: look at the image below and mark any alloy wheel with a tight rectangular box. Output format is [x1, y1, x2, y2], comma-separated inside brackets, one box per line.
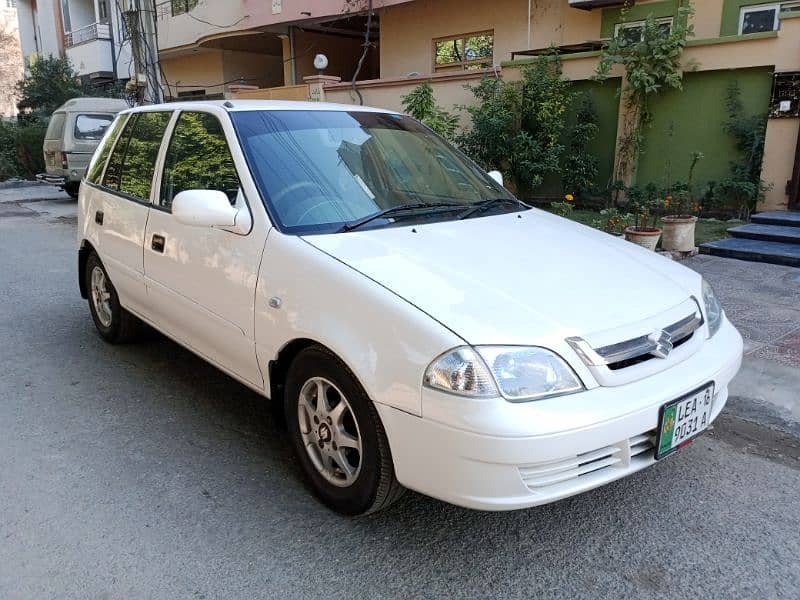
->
[297, 377, 363, 487]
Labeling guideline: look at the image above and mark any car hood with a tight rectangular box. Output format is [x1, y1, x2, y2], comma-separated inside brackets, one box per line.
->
[302, 209, 700, 346]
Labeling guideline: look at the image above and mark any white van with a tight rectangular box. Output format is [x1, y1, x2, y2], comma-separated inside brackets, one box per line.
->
[40, 97, 128, 198]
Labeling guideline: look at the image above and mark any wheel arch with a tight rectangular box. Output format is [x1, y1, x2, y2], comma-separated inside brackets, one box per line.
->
[267, 338, 367, 428]
[78, 239, 97, 299]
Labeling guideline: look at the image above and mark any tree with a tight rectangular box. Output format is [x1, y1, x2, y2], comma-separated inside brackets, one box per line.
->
[0, 23, 23, 115]
[595, 1, 694, 187]
[16, 56, 85, 117]
[401, 82, 458, 140]
[562, 94, 599, 199]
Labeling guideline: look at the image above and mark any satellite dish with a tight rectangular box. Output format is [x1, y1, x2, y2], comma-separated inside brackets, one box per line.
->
[313, 54, 329, 71]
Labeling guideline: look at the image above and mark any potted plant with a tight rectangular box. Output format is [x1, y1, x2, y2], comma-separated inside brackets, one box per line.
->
[592, 208, 634, 237]
[624, 185, 664, 251]
[661, 152, 703, 252]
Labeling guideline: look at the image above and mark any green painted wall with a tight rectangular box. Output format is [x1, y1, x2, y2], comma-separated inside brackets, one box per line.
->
[573, 79, 621, 191]
[538, 78, 621, 196]
[636, 67, 773, 192]
[600, 1, 680, 37]
[720, 1, 780, 36]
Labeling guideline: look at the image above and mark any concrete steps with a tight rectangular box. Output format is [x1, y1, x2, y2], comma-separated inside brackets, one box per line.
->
[700, 211, 800, 268]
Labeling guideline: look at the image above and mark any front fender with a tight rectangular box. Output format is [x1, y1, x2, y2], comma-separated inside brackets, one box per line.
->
[255, 233, 464, 416]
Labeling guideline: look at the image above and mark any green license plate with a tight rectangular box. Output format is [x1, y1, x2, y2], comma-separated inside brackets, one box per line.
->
[655, 383, 715, 460]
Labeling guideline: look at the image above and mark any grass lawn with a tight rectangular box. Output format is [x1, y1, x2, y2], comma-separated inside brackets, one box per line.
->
[547, 208, 739, 246]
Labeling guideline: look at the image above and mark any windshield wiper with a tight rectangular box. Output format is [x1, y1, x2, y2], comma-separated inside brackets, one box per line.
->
[458, 198, 528, 220]
[340, 202, 464, 232]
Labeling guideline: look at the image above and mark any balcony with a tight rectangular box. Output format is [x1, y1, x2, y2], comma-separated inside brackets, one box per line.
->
[64, 22, 110, 48]
[569, 0, 632, 10]
[64, 22, 114, 79]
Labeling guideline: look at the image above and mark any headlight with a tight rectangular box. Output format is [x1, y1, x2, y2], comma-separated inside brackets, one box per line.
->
[424, 346, 584, 402]
[702, 279, 724, 338]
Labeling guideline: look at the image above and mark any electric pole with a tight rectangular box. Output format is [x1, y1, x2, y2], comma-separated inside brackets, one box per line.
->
[121, 0, 163, 104]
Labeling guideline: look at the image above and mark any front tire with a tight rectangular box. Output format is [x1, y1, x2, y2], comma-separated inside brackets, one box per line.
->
[84, 252, 139, 343]
[285, 346, 405, 515]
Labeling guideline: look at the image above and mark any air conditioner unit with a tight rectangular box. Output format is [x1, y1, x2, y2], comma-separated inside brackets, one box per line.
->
[569, 0, 633, 10]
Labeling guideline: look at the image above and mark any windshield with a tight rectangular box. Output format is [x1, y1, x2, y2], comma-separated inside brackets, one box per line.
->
[231, 110, 520, 234]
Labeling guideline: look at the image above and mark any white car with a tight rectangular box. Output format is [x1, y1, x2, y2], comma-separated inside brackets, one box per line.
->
[78, 101, 743, 515]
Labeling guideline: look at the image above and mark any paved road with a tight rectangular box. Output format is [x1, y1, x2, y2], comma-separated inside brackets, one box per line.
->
[1, 198, 799, 599]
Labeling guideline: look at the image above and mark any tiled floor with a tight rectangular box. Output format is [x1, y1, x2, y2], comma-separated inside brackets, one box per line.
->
[684, 254, 800, 368]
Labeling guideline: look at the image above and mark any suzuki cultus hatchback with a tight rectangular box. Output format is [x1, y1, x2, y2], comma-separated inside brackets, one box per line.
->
[78, 101, 743, 514]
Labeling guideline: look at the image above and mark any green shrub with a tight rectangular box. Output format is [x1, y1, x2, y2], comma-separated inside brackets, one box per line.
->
[401, 82, 459, 140]
[561, 94, 599, 199]
[459, 54, 573, 199]
[0, 120, 48, 181]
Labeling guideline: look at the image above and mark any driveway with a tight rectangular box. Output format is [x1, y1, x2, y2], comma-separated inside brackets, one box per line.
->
[1, 191, 799, 599]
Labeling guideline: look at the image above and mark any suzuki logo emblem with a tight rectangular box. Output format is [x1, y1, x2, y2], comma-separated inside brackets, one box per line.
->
[648, 330, 674, 359]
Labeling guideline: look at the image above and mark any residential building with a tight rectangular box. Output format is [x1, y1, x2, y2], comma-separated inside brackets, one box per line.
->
[154, 0, 799, 212]
[154, 0, 414, 100]
[16, 0, 132, 87]
[322, 0, 800, 212]
[0, 0, 23, 117]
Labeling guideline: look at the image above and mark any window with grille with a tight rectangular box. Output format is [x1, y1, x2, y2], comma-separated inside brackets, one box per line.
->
[613, 18, 673, 45]
[171, 0, 198, 17]
[434, 31, 494, 72]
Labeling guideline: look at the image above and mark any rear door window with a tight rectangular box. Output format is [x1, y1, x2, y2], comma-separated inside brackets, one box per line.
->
[118, 112, 172, 201]
[74, 114, 115, 141]
[102, 111, 171, 200]
[85, 114, 128, 184]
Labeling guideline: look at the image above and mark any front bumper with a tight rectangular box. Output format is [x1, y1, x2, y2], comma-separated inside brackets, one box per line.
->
[376, 318, 743, 511]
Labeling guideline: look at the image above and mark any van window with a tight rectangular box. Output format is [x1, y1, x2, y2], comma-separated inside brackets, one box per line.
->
[46, 113, 67, 140]
[75, 114, 115, 141]
[159, 112, 239, 210]
[118, 112, 172, 201]
[85, 115, 128, 185]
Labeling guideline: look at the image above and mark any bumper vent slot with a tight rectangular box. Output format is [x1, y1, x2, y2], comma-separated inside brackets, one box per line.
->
[519, 430, 656, 491]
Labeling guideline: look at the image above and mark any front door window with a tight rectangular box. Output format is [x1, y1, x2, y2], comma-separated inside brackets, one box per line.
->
[159, 111, 240, 210]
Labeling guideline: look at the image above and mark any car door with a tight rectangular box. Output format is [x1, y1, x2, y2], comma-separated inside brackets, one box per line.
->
[93, 111, 172, 316]
[143, 109, 267, 388]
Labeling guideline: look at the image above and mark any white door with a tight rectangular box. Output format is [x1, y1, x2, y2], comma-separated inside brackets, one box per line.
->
[93, 111, 172, 315]
[143, 110, 267, 388]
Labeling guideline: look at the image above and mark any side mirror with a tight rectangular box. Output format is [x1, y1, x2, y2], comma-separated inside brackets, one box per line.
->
[488, 170, 504, 186]
[172, 190, 237, 228]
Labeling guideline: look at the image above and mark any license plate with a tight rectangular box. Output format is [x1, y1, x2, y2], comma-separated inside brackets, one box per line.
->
[655, 383, 714, 459]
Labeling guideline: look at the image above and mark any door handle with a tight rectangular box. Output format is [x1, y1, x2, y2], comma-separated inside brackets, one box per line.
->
[95, 210, 104, 225]
[151, 234, 165, 253]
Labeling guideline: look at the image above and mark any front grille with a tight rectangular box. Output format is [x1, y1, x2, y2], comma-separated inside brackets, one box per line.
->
[519, 430, 656, 491]
[567, 307, 703, 373]
[607, 332, 694, 370]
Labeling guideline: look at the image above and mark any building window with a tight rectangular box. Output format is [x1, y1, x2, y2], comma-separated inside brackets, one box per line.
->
[613, 18, 673, 45]
[98, 0, 108, 21]
[171, 0, 198, 17]
[434, 31, 494, 72]
[739, 4, 781, 34]
[6, 0, 17, 9]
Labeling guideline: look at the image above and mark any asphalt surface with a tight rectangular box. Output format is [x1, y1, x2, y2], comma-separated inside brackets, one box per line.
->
[1, 197, 799, 599]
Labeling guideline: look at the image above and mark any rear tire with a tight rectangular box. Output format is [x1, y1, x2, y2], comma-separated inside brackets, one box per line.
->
[84, 252, 139, 343]
[64, 181, 79, 199]
[285, 346, 405, 515]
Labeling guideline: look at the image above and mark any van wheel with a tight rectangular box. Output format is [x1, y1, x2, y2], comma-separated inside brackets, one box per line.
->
[285, 346, 405, 515]
[84, 252, 139, 343]
[64, 182, 79, 199]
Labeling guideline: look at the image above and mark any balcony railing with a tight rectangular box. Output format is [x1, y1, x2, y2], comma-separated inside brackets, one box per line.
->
[64, 22, 111, 48]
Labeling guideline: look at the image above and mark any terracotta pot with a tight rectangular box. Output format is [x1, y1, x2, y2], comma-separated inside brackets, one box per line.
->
[624, 226, 662, 251]
[661, 216, 698, 252]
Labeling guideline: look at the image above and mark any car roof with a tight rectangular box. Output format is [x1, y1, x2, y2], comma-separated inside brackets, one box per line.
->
[55, 97, 130, 113]
[119, 99, 400, 115]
